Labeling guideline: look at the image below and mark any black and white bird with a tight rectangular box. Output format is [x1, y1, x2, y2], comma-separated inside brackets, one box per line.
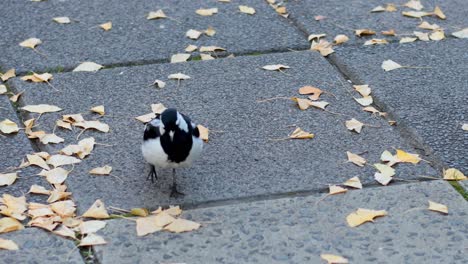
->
[142, 108, 203, 197]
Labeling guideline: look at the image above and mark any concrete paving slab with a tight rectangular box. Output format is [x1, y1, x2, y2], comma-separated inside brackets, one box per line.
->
[94, 180, 468, 264]
[10, 51, 436, 212]
[0, 227, 83, 263]
[285, 0, 467, 45]
[330, 40, 467, 172]
[0, 0, 308, 74]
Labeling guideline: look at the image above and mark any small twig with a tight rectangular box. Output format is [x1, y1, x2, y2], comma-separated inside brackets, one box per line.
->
[403, 207, 425, 214]
[32, 48, 47, 58]
[108, 206, 130, 213]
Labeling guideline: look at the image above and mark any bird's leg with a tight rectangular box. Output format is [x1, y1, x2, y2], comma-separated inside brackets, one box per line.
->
[170, 168, 184, 197]
[146, 165, 157, 183]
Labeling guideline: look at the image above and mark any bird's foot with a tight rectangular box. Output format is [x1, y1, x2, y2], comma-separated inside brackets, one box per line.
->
[146, 166, 158, 183]
[170, 184, 184, 198]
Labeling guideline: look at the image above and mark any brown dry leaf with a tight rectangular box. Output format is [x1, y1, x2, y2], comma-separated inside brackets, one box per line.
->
[79, 220, 107, 234]
[53, 16, 71, 24]
[334, 34, 349, 44]
[395, 149, 420, 164]
[171, 53, 191, 63]
[205, 26, 216, 36]
[27, 154, 50, 170]
[346, 208, 387, 227]
[19, 38, 42, 49]
[414, 31, 430, 41]
[429, 30, 445, 41]
[89, 165, 112, 176]
[21, 104, 62, 114]
[262, 64, 290, 71]
[82, 199, 110, 219]
[51, 200, 76, 217]
[0, 119, 20, 134]
[163, 206, 182, 217]
[185, 44, 198, 52]
[239, 5, 255, 15]
[343, 176, 362, 189]
[135, 113, 156, 123]
[364, 39, 388, 46]
[168, 73, 191, 80]
[452, 28, 468, 39]
[0, 173, 17, 186]
[321, 254, 349, 264]
[74, 120, 110, 132]
[47, 154, 81, 167]
[418, 21, 440, 30]
[428, 200, 448, 214]
[0, 194, 27, 220]
[151, 103, 167, 114]
[289, 127, 314, 139]
[9, 91, 23, 103]
[197, 125, 209, 142]
[186, 29, 202, 40]
[196, 8, 218, 16]
[39, 133, 65, 145]
[307, 34, 326, 41]
[136, 215, 163, 236]
[402, 11, 431, 18]
[298, 86, 323, 100]
[53, 225, 76, 239]
[0, 69, 16, 82]
[443, 168, 467, 181]
[433, 6, 446, 19]
[0, 217, 24, 233]
[400, 37, 417, 43]
[38, 167, 70, 185]
[353, 85, 371, 97]
[79, 233, 107, 246]
[0, 85, 6, 94]
[29, 185, 51, 195]
[354, 96, 373, 106]
[164, 218, 201, 233]
[0, 238, 19, 250]
[329, 185, 347, 195]
[200, 54, 215, 60]
[310, 40, 334, 56]
[90, 105, 105, 115]
[354, 29, 375, 37]
[345, 118, 363, 133]
[346, 151, 366, 167]
[63, 114, 85, 124]
[199, 46, 225, 52]
[147, 9, 166, 20]
[374, 163, 396, 177]
[275, 6, 287, 15]
[73, 62, 103, 72]
[21, 72, 53, 83]
[292, 97, 312, 110]
[152, 79, 166, 88]
[381, 60, 403, 71]
[99, 22, 112, 31]
[381, 29, 396, 36]
[374, 173, 392, 186]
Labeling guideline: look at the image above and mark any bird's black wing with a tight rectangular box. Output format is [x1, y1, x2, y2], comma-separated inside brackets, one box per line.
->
[143, 118, 161, 140]
[181, 113, 200, 138]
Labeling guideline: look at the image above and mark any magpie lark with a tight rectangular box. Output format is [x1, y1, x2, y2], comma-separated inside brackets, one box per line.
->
[142, 108, 203, 197]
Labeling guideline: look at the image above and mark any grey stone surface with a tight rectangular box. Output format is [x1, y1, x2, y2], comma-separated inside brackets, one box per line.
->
[0, 0, 308, 74]
[286, 0, 467, 45]
[0, 95, 50, 202]
[331, 40, 467, 172]
[10, 51, 437, 212]
[0, 227, 83, 264]
[94, 180, 468, 264]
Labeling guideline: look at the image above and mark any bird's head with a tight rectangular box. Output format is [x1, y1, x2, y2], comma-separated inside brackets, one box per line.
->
[160, 108, 189, 133]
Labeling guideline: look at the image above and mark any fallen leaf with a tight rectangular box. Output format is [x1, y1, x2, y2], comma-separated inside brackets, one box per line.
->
[82, 199, 109, 219]
[310, 40, 334, 56]
[346, 151, 366, 167]
[364, 39, 388, 46]
[53, 225, 76, 239]
[414, 31, 430, 41]
[151, 103, 167, 114]
[433, 6, 446, 20]
[0, 194, 27, 220]
[452, 28, 468, 39]
[164, 218, 201, 233]
[168, 73, 190, 80]
[63, 114, 85, 124]
[136, 215, 163, 236]
[418, 21, 440, 30]
[199, 46, 225, 52]
[363, 106, 385, 116]
[27, 154, 50, 170]
[47, 190, 72, 203]
[21, 72, 53, 83]
[329, 185, 347, 195]
[307, 34, 326, 41]
[19, 38, 42, 49]
[262, 64, 290, 71]
[89, 165, 112, 175]
[186, 29, 202, 40]
[196, 7, 218, 16]
[371, 6, 385, 12]
[0, 69, 16, 82]
[404, 0, 424, 11]
[0, 218, 24, 233]
[334, 34, 349, 44]
[74, 120, 110, 132]
[79, 233, 107, 246]
[239, 5, 255, 15]
[374, 163, 396, 177]
[47, 154, 81, 167]
[130, 208, 149, 217]
[355, 29, 375, 37]
[135, 113, 156, 123]
[443, 168, 466, 181]
[309, 101, 329, 110]
[354, 96, 373, 106]
[321, 254, 349, 264]
[163, 206, 183, 217]
[28, 216, 58, 231]
[345, 118, 364, 133]
[21, 104, 62, 114]
[353, 85, 371, 96]
[152, 79, 166, 88]
[343, 176, 362, 189]
[402, 11, 431, 18]
[147, 9, 166, 20]
[28, 205, 54, 219]
[395, 149, 420, 164]
[292, 97, 312, 110]
[0, 119, 20, 134]
[380, 150, 398, 166]
[205, 26, 216, 36]
[171, 53, 191, 63]
[428, 200, 448, 214]
[400, 37, 417, 43]
[0, 173, 17, 186]
[38, 167, 70, 184]
[298, 86, 323, 100]
[289, 127, 314, 139]
[200, 54, 215, 60]
[346, 208, 387, 227]
[185, 45, 198, 52]
[73, 62, 103, 72]
[29, 185, 51, 195]
[385, 4, 397, 12]
[429, 30, 445, 41]
[315, 15, 327, 21]
[53, 17, 71, 24]
[0, 238, 19, 250]
[99, 22, 112, 31]
[51, 200, 76, 217]
[79, 220, 107, 234]
[39, 133, 65, 145]
[0, 85, 6, 94]
[374, 173, 392, 186]
[381, 60, 402, 71]
[197, 125, 209, 142]
[9, 91, 23, 103]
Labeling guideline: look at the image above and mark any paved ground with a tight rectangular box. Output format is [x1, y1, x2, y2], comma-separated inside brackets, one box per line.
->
[0, 0, 467, 263]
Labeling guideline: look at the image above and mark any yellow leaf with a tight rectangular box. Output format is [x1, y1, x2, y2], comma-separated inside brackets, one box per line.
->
[130, 208, 149, 217]
[346, 151, 366, 167]
[79, 233, 107, 246]
[400, 37, 417, 43]
[364, 39, 388, 46]
[380, 150, 398, 166]
[74, 120, 110, 132]
[374, 173, 392, 186]
[0, 85, 6, 94]
[79, 220, 107, 234]
[329, 185, 347, 195]
[262, 64, 290, 71]
[429, 30, 445, 41]
[310, 40, 334, 56]
[9, 91, 23, 103]
[0, 119, 20, 134]
[239, 5, 255, 15]
[199, 46, 225, 52]
[200, 54, 215, 60]
[354, 96, 373, 106]
[0, 217, 24, 233]
[53, 225, 76, 239]
[354, 29, 375, 37]
[452, 28, 468, 39]
[343, 176, 362, 189]
[73, 61, 103, 72]
[381, 29, 396, 36]
[309, 101, 329, 110]
[147, 9, 166, 20]
[0, 69, 16, 82]
[26, 154, 50, 170]
[63, 113, 85, 123]
[39, 133, 65, 145]
[21, 104, 62, 114]
[46, 154, 81, 167]
[433, 6, 446, 19]
[374, 163, 396, 177]
[404, 0, 423, 11]
[371, 6, 385, 12]
[53, 17, 71, 24]
[51, 200, 76, 217]
[414, 31, 430, 41]
[298, 86, 323, 100]
[381, 60, 402, 71]
[136, 215, 163, 236]
[428, 200, 448, 214]
[19, 38, 42, 49]
[135, 113, 156, 123]
[99, 22, 112, 31]
[345, 118, 363, 133]
[333, 34, 349, 44]
[90, 105, 105, 115]
[346, 208, 387, 227]
[385, 4, 397, 12]
[195, 8, 218, 16]
[82, 199, 110, 219]
[21, 72, 53, 83]
[204, 26, 216, 36]
[29, 185, 51, 195]
[395, 149, 420, 164]
[320, 254, 349, 264]
[443, 168, 466, 181]
[289, 127, 314, 139]
[170, 53, 191, 63]
[151, 103, 167, 114]
[186, 29, 202, 40]
[38, 167, 70, 184]
[29, 216, 58, 231]
[418, 21, 440, 30]
[164, 218, 201, 233]
[353, 85, 371, 97]
[291, 97, 312, 110]
[185, 44, 198, 52]
[89, 165, 112, 175]
[197, 125, 209, 142]
[162, 206, 182, 217]
[402, 11, 431, 18]
[0, 238, 19, 250]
